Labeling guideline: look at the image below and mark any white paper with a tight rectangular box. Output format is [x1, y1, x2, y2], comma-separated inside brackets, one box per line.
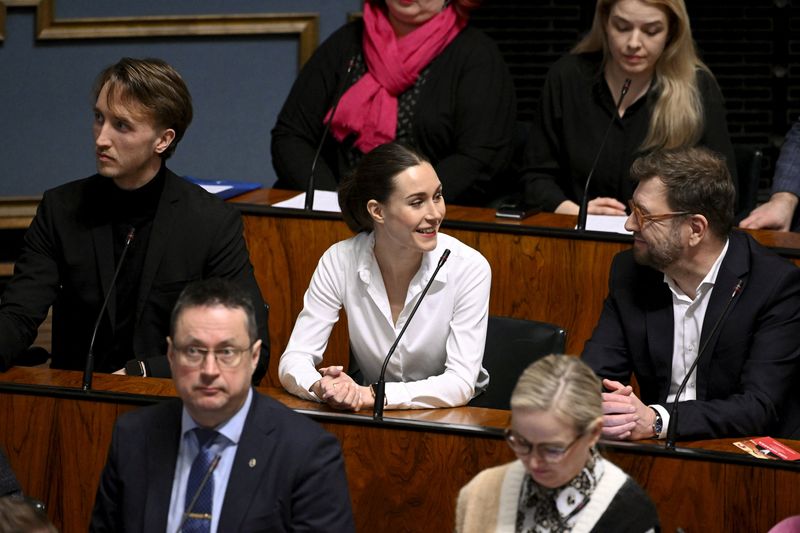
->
[199, 184, 233, 194]
[585, 214, 632, 235]
[272, 190, 342, 213]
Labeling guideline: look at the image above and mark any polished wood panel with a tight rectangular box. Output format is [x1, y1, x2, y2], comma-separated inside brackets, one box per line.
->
[606, 441, 800, 532]
[232, 189, 800, 388]
[322, 421, 510, 533]
[241, 208, 354, 388]
[0, 196, 39, 228]
[0, 368, 511, 533]
[1, 192, 798, 388]
[2, 368, 799, 533]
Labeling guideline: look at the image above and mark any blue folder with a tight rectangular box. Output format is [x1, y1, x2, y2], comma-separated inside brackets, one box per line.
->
[183, 176, 262, 200]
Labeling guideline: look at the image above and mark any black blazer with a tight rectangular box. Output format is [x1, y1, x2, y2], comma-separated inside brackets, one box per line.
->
[0, 169, 268, 381]
[90, 391, 354, 532]
[583, 230, 800, 440]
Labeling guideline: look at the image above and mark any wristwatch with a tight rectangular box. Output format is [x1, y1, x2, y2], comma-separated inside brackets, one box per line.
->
[651, 408, 663, 438]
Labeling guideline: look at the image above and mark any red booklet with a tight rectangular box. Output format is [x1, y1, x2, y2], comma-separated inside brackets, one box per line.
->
[733, 437, 800, 461]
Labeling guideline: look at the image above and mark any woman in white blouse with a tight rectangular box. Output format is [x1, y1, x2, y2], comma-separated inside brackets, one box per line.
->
[279, 142, 490, 410]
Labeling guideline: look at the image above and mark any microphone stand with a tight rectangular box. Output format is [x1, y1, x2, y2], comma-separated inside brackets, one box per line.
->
[82, 227, 135, 391]
[665, 279, 744, 449]
[373, 249, 451, 420]
[576, 78, 631, 231]
[305, 56, 356, 211]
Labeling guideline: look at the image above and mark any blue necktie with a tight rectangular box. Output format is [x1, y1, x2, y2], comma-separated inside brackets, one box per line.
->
[182, 428, 218, 533]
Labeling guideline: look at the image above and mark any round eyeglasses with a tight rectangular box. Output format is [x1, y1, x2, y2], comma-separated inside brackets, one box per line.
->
[628, 199, 691, 227]
[504, 428, 584, 464]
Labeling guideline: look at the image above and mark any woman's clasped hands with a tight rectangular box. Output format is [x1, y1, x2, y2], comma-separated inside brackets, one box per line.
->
[311, 366, 375, 411]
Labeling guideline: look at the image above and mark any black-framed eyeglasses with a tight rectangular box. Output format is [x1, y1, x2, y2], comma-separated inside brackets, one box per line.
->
[173, 345, 252, 368]
[504, 428, 584, 464]
[628, 199, 691, 228]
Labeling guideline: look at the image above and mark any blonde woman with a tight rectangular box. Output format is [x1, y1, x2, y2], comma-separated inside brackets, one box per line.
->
[456, 355, 658, 533]
[521, 0, 736, 216]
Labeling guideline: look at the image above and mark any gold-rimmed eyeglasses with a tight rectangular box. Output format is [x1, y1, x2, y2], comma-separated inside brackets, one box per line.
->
[504, 428, 584, 464]
[627, 199, 691, 227]
[173, 345, 252, 368]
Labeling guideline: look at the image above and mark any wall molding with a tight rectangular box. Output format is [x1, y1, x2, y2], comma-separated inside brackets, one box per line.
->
[0, 0, 319, 66]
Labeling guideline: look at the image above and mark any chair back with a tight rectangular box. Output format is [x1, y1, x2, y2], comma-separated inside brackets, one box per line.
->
[468, 316, 566, 410]
[734, 145, 763, 217]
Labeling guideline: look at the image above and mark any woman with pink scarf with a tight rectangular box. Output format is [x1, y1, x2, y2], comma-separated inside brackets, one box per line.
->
[272, 0, 516, 206]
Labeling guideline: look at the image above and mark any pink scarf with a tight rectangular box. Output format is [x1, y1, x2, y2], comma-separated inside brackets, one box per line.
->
[327, 1, 466, 153]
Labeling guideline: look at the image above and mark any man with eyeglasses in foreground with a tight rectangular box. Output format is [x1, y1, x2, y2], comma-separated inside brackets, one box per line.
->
[90, 278, 354, 532]
[582, 147, 800, 443]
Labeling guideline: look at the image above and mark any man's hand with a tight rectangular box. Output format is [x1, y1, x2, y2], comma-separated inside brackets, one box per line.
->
[554, 197, 628, 217]
[601, 379, 656, 441]
[740, 192, 798, 232]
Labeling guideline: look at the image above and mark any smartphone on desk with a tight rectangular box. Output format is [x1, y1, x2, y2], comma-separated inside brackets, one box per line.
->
[495, 201, 540, 220]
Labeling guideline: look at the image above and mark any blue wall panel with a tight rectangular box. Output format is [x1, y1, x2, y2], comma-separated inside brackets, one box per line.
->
[0, 1, 361, 195]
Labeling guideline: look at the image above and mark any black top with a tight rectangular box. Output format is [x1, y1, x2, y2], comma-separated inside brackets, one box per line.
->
[592, 477, 661, 533]
[103, 167, 165, 371]
[271, 21, 517, 206]
[521, 52, 737, 212]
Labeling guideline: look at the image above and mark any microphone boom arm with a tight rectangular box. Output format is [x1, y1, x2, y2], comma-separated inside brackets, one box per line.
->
[664, 279, 744, 449]
[373, 249, 451, 419]
[576, 78, 631, 231]
[305, 56, 356, 211]
[82, 227, 135, 391]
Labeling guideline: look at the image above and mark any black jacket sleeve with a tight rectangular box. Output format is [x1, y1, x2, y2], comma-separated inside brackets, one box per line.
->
[0, 192, 63, 370]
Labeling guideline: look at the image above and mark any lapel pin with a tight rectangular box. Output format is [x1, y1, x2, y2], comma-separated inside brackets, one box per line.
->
[248, 458, 256, 468]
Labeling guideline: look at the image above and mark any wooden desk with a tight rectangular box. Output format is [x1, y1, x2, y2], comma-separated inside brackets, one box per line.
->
[2, 192, 798, 388]
[2, 367, 799, 533]
[0, 197, 39, 277]
[231, 189, 800, 388]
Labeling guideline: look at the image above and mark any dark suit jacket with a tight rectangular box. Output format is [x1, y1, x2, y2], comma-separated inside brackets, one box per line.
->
[90, 391, 354, 532]
[0, 168, 268, 382]
[583, 230, 800, 440]
[0, 447, 21, 498]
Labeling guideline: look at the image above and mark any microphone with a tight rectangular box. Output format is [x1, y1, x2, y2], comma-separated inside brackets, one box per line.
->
[665, 279, 744, 449]
[576, 78, 631, 231]
[175, 454, 221, 533]
[82, 227, 135, 391]
[305, 56, 356, 211]
[373, 249, 451, 420]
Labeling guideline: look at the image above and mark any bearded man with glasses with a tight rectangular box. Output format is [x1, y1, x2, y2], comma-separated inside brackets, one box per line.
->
[90, 278, 354, 532]
[583, 147, 800, 442]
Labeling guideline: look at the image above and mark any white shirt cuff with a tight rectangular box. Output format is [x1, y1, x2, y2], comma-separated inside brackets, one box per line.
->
[650, 404, 670, 439]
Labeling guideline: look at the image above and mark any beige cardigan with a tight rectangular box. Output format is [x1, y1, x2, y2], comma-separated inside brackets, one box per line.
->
[455, 459, 631, 533]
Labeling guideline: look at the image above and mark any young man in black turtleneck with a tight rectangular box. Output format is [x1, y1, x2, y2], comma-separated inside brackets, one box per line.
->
[0, 58, 268, 383]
